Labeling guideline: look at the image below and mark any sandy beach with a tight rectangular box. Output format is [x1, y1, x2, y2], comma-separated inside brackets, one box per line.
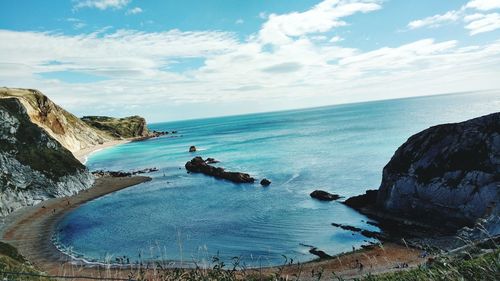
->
[0, 176, 151, 280]
[73, 139, 131, 164]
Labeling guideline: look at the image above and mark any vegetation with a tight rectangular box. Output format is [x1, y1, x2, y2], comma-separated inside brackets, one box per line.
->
[82, 115, 149, 138]
[0, 242, 52, 281]
[359, 250, 499, 281]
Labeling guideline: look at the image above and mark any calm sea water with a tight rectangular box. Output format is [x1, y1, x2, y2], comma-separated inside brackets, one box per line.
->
[56, 91, 500, 266]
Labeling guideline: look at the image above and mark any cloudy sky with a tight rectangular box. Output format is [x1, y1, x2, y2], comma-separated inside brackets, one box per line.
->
[1, 0, 499, 122]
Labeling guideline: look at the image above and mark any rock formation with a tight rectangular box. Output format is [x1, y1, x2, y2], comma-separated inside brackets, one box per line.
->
[0, 88, 114, 153]
[189, 146, 197, 152]
[185, 157, 255, 183]
[310, 190, 341, 201]
[81, 115, 151, 139]
[346, 113, 499, 235]
[260, 178, 271, 186]
[0, 98, 93, 216]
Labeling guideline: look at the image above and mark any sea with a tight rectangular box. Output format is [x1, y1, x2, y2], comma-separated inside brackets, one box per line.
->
[54, 91, 500, 267]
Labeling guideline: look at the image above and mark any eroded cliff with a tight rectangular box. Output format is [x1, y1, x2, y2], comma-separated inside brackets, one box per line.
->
[0, 98, 94, 216]
[376, 112, 499, 234]
[0, 88, 114, 153]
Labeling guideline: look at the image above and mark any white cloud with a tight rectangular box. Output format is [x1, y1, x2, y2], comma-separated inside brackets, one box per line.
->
[407, 10, 461, 29]
[329, 35, 344, 43]
[466, 0, 500, 11]
[1, 0, 500, 121]
[258, 0, 381, 45]
[464, 13, 500, 35]
[407, 1, 500, 35]
[235, 19, 244, 24]
[258, 12, 268, 19]
[73, 0, 131, 10]
[125, 7, 142, 15]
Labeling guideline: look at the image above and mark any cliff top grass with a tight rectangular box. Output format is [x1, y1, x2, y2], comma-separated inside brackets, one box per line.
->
[0, 88, 81, 124]
[81, 115, 149, 138]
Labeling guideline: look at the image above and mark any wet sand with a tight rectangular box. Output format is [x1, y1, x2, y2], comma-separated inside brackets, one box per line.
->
[0, 176, 151, 280]
[73, 139, 131, 164]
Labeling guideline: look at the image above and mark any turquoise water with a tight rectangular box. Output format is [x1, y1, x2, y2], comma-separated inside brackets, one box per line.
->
[56, 91, 500, 267]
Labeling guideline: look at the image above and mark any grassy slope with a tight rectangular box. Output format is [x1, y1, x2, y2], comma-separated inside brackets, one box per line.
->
[360, 250, 499, 281]
[81, 115, 149, 138]
[0, 242, 52, 281]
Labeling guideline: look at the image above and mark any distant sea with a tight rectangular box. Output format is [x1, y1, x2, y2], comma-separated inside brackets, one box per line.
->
[55, 91, 500, 266]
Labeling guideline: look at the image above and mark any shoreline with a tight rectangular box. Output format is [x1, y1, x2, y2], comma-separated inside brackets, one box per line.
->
[0, 176, 151, 278]
[73, 139, 131, 164]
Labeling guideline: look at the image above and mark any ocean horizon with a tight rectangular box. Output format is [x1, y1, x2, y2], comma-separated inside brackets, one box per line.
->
[55, 90, 500, 267]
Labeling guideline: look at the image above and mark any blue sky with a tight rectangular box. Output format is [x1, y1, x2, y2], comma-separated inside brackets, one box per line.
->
[1, 0, 499, 121]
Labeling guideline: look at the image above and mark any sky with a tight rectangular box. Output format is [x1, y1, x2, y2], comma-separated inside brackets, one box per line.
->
[1, 0, 499, 122]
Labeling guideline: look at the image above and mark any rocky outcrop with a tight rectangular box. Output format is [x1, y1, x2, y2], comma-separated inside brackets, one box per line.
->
[189, 146, 197, 152]
[376, 113, 499, 233]
[185, 157, 255, 183]
[92, 167, 159, 178]
[0, 88, 114, 153]
[260, 178, 271, 186]
[310, 190, 341, 201]
[0, 98, 93, 217]
[81, 115, 150, 139]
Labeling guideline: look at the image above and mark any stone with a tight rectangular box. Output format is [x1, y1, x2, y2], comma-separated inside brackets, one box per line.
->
[185, 157, 255, 183]
[260, 178, 271, 186]
[310, 190, 341, 201]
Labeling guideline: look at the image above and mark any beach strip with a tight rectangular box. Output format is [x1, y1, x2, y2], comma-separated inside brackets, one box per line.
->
[73, 139, 131, 164]
[0, 176, 151, 279]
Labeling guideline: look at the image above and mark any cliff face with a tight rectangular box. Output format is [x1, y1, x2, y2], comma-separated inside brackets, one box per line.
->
[0, 88, 114, 153]
[0, 98, 94, 216]
[376, 113, 499, 234]
[81, 115, 150, 138]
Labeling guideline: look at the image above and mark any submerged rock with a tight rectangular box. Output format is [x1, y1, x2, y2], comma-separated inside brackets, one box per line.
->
[185, 157, 255, 183]
[260, 178, 271, 186]
[189, 145, 196, 152]
[310, 190, 340, 201]
[205, 157, 219, 164]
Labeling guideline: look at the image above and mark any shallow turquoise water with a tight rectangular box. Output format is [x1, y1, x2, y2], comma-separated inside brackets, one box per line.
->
[56, 91, 500, 266]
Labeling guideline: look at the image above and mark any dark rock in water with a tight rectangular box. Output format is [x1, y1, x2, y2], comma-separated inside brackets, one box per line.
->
[310, 190, 340, 201]
[343, 190, 378, 209]
[260, 178, 271, 186]
[376, 112, 499, 233]
[331, 222, 388, 240]
[205, 157, 219, 164]
[331, 222, 362, 232]
[185, 157, 255, 183]
[189, 145, 196, 152]
[92, 167, 159, 178]
[309, 247, 332, 259]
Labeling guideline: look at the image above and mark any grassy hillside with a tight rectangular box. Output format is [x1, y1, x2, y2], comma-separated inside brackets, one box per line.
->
[81, 115, 150, 138]
[0, 242, 52, 281]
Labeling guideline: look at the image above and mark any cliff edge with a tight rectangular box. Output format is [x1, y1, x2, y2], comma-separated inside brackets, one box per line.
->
[0, 98, 93, 216]
[347, 113, 499, 238]
[0, 88, 114, 153]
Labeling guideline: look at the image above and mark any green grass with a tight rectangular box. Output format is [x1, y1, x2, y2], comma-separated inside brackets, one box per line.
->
[0, 242, 53, 281]
[81, 115, 149, 138]
[359, 250, 499, 281]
